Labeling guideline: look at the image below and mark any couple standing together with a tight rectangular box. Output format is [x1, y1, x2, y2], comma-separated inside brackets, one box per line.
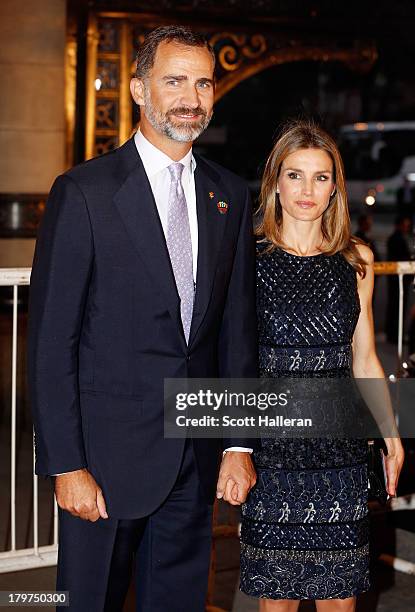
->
[28, 25, 404, 612]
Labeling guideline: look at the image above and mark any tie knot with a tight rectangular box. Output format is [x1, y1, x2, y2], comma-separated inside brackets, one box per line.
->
[168, 162, 184, 182]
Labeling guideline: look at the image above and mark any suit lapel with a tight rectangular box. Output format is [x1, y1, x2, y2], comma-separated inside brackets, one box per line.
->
[113, 140, 184, 346]
[112, 140, 229, 349]
[189, 156, 229, 347]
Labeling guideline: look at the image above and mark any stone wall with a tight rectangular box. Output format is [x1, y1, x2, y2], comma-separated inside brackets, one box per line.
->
[0, 0, 66, 266]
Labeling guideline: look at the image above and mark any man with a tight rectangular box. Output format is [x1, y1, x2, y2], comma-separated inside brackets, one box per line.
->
[28, 26, 257, 611]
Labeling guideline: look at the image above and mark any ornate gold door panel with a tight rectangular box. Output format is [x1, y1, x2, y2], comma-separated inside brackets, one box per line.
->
[67, 11, 377, 160]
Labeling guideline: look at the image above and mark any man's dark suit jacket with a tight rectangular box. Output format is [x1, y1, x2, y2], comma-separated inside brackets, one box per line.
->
[28, 137, 258, 518]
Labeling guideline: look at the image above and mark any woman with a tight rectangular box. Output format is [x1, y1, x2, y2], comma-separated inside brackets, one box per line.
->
[240, 120, 404, 611]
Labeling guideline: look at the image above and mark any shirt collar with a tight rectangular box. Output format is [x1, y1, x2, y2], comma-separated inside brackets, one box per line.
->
[134, 130, 196, 178]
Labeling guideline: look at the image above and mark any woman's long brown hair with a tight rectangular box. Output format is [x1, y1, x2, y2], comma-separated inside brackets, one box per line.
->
[255, 119, 368, 277]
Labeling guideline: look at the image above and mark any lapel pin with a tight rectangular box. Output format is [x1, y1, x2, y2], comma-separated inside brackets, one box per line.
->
[217, 201, 229, 214]
[209, 191, 215, 199]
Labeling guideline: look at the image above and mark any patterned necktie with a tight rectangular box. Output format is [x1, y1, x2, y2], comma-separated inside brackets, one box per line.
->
[166, 162, 194, 343]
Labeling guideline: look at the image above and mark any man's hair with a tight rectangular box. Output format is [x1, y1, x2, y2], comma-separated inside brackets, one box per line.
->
[135, 25, 215, 79]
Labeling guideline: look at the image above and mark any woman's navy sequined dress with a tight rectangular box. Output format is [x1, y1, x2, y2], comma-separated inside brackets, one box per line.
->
[240, 246, 370, 600]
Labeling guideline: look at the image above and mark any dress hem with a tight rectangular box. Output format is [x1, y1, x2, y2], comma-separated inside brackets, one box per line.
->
[239, 585, 371, 601]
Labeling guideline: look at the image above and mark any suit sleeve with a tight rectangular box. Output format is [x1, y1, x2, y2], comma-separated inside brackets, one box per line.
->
[218, 184, 259, 451]
[28, 174, 94, 476]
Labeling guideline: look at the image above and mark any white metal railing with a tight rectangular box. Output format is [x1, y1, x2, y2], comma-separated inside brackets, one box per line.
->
[374, 260, 415, 361]
[0, 263, 414, 576]
[0, 268, 58, 573]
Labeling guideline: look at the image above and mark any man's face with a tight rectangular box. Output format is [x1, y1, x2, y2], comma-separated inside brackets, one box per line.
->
[132, 41, 215, 142]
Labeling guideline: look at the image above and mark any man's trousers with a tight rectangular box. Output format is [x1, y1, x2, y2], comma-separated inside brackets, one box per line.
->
[56, 440, 214, 611]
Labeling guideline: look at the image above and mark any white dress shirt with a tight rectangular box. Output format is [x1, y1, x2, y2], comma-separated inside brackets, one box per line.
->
[134, 130, 198, 281]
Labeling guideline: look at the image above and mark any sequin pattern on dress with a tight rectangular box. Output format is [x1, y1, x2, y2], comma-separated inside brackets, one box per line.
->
[240, 246, 370, 601]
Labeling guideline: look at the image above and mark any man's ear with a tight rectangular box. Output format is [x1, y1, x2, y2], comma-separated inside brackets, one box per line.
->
[130, 77, 145, 106]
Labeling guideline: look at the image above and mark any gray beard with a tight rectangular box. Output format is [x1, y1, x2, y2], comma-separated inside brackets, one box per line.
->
[143, 88, 212, 142]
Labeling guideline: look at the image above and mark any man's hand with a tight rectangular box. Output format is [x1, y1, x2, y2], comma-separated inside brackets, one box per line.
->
[55, 468, 108, 521]
[216, 452, 256, 505]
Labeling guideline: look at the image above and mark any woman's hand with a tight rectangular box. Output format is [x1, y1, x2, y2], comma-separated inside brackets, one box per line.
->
[383, 437, 405, 497]
[351, 246, 405, 499]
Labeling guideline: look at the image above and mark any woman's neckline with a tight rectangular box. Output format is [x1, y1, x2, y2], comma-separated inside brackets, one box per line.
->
[276, 247, 327, 259]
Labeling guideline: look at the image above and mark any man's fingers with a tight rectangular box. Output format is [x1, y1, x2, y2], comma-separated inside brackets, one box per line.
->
[216, 473, 227, 499]
[54, 469, 108, 520]
[217, 473, 241, 504]
[73, 505, 100, 522]
[87, 507, 101, 522]
[224, 478, 234, 501]
[217, 452, 257, 506]
[97, 489, 109, 519]
[235, 483, 250, 504]
[224, 479, 240, 505]
[231, 482, 241, 503]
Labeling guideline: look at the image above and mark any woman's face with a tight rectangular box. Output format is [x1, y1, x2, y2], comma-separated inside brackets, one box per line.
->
[277, 148, 335, 222]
